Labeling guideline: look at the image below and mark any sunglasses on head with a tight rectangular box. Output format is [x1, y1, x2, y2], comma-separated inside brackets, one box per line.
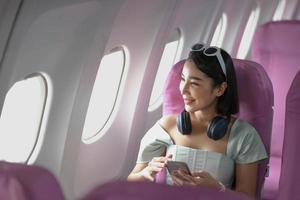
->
[190, 43, 227, 78]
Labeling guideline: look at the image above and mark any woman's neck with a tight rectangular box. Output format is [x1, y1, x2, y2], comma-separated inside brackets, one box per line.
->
[189, 109, 218, 125]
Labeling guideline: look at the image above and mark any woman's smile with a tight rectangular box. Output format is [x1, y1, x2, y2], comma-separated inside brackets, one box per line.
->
[183, 97, 195, 105]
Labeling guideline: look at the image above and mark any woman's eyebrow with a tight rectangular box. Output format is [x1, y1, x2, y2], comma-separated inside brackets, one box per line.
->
[189, 76, 201, 81]
[181, 74, 201, 81]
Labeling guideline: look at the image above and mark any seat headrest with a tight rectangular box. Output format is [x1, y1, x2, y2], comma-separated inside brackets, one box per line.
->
[252, 20, 300, 55]
[233, 58, 273, 116]
[0, 161, 64, 200]
[162, 60, 185, 115]
[286, 70, 300, 112]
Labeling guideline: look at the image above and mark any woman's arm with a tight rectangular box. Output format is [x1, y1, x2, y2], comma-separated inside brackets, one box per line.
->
[234, 162, 258, 198]
[127, 155, 172, 182]
[127, 163, 150, 182]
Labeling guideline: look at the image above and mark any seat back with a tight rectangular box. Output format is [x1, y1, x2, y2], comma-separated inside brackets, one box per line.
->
[251, 20, 300, 199]
[232, 59, 273, 198]
[277, 71, 300, 200]
[0, 172, 28, 200]
[162, 60, 185, 116]
[0, 161, 64, 200]
[160, 58, 273, 198]
[83, 180, 249, 200]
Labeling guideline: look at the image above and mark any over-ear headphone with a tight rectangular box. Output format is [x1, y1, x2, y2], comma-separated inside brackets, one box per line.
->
[176, 110, 192, 134]
[177, 110, 230, 140]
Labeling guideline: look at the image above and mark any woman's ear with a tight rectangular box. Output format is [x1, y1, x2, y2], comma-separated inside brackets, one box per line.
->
[215, 82, 227, 97]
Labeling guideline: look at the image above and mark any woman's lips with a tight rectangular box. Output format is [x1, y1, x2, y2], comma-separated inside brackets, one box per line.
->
[183, 98, 195, 105]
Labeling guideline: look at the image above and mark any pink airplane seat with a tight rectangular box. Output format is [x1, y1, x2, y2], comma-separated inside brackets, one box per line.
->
[251, 20, 300, 200]
[0, 161, 64, 200]
[159, 58, 273, 199]
[277, 71, 300, 200]
[83, 180, 249, 200]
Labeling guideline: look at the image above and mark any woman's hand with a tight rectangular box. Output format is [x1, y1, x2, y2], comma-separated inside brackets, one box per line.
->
[171, 169, 222, 189]
[140, 154, 173, 181]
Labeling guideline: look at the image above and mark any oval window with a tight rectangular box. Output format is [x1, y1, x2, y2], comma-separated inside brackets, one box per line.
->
[82, 47, 126, 143]
[0, 74, 48, 163]
[148, 28, 182, 111]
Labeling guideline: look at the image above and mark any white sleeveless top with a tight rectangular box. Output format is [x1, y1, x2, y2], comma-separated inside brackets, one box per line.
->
[136, 119, 268, 188]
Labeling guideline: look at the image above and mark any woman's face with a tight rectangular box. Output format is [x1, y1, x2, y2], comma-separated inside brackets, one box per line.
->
[180, 60, 223, 114]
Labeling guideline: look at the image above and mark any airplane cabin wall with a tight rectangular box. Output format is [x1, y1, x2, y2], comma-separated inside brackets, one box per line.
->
[0, 0, 22, 111]
[0, 0, 300, 199]
[0, 0, 124, 198]
[284, 0, 300, 19]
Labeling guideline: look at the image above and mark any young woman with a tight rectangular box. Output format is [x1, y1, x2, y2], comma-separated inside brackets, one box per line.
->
[127, 43, 267, 198]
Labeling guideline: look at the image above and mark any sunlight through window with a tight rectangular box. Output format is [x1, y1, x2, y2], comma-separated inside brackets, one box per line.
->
[210, 13, 227, 47]
[237, 6, 261, 59]
[273, 0, 286, 21]
[82, 48, 126, 143]
[148, 29, 182, 111]
[0, 75, 47, 163]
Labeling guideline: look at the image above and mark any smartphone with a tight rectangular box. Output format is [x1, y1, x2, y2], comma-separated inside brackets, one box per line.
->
[166, 161, 192, 175]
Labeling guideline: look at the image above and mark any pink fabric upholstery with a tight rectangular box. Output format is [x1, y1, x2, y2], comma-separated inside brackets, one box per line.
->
[233, 59, 273, 199]
[162, 59, 185, 116]
[277, 71, 300, 200]
[83, 180, 249, 200]
[0, 161, 64, 200]
[160, 59, 273, 199]
[251, 20, 300, 200]
[0, 174, 27, 200]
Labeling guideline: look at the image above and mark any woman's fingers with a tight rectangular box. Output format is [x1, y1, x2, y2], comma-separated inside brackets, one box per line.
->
[143, 155, 174, 182]
[144, 173, 155, 182]
[171, 170, 216, 187]
[172, 175, 183, 186]
[149, 155, 173, 170]
[170, 169, 220, 188]
[147, 155, 173, 173]
[171, 170, 196, 185]
[192, 171, 220, 187]
[152, 155, 173, 163]
[148, 160, 165, 168]
[192, 171, 212, 179]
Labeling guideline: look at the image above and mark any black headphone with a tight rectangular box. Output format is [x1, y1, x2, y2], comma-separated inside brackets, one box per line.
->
[177, 110, 230, 140]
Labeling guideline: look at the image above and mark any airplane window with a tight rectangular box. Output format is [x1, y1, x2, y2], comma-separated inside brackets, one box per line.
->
[0, 74, 47, 163]
[273, 0, 286, 21]
[82, 48, 126, 143]
[148, 29, 182, 112]
[210, 13, 227, 47]
[236, 5, 261, 59]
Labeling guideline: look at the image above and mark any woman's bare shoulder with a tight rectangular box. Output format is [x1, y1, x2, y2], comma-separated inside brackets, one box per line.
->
[158, 114, 177, 133]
